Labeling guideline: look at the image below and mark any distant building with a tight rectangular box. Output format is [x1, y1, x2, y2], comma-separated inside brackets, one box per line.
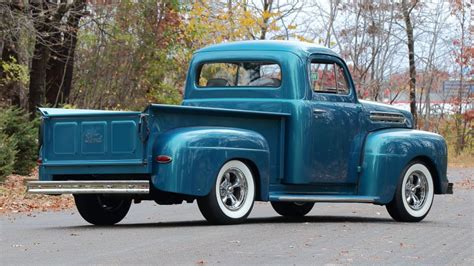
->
[442, 80, 474, 96]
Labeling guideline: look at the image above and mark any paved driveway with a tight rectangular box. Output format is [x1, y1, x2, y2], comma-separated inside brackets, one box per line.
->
[1, 168, 472, 265]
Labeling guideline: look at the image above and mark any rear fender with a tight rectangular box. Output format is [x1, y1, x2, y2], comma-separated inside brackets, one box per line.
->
[359, 129, 448, 204]
[151, 127, 270, 199]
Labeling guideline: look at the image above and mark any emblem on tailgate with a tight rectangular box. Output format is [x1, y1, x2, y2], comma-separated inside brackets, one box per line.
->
[84, 129, 103, 144]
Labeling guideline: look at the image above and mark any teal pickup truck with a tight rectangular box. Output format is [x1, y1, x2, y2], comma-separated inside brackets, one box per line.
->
[28, 41, 453, 225]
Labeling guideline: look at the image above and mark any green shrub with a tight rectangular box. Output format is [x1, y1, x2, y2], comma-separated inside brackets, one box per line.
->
[0, 107, 38, 175]
[0, 131, 17, 181]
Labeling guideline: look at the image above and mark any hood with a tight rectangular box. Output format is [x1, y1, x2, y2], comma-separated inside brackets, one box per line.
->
[360, 100, 414, 130]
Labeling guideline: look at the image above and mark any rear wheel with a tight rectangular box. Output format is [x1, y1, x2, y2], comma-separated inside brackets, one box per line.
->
[74, 194, 131, 225]
[386, 161, 434, 222]
[197, 160, 255, 225]
[271, 202, 314, 217]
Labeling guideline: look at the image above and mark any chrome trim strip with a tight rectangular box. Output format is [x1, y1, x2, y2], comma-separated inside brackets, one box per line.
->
[369, 111, 403, 115]
[27, 180, 150, 195]
[369, 111, 406, 124]
[41, 159, 145, 167]
[270, 194, 378, 203]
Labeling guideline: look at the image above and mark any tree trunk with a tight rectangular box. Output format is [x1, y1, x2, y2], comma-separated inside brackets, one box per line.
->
[45, 30, 64, 106]
[44, 0, 85, 107]
[325, 0, 339, 47]
[401, 0, 418, 128]
[61, 1, 86, 102]
[0, 2, 25, 107]
[28, 1, 49, 116]
[423, 76, 433, 131]
[28, 35, 49, 116]
[259, 0, 273, 40]
[1, 36, 21, 107]
[455, 7, 466, 155]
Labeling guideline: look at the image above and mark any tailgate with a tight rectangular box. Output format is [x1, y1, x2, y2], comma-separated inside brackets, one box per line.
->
[39, 108, 150, 176]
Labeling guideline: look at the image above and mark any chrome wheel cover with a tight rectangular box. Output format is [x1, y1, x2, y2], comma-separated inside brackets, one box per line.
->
[404, 170, 428, 211]
[219, 167, 248, 211]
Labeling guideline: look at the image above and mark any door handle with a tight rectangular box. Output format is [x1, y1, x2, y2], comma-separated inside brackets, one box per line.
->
[313, 108, 327, 115]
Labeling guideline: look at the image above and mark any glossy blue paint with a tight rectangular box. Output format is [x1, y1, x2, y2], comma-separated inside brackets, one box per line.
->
[151, 127, 270, 198]
[145, 104, 287, 199]
[359, 129, 448, 204]
[38, 108, 150, 181]
[37, 40, 450, 206]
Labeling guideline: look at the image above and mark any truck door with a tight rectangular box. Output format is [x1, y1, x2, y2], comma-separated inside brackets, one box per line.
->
[306, 55, 363, 185]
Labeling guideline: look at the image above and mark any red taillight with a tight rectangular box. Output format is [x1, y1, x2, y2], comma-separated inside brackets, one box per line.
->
[155, 155, 172, 164]
[37, 158, 42, 165]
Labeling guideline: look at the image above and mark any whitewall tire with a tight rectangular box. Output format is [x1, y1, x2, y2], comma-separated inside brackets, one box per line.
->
[386, 161, 434, 222]
[198, 160, 255, 224]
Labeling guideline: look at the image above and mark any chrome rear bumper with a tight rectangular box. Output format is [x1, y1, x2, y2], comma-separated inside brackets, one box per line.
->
[27, 180, 150, 195]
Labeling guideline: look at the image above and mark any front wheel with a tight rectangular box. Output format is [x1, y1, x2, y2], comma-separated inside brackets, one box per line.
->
[74, 194, 132, 225]
[197, 160, 255, 225]
[386, 161, 434, 222]
[271, 202, 314, 217]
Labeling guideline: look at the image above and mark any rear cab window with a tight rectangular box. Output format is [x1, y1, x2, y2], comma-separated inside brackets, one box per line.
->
[197, 62, 281, 88]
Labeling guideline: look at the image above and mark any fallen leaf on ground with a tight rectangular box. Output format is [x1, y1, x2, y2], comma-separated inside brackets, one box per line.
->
[0, 170, 74, 214]
[455, 178, 473, 190]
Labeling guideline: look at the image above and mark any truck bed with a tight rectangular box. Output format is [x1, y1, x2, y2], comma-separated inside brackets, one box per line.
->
[38, 105, 289, 183]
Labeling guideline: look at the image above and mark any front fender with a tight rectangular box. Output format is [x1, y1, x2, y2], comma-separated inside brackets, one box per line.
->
[359, 129, 448, 204]
[151, 127, 270, 199]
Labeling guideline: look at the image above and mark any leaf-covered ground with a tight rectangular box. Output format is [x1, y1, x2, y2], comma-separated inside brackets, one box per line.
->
[0, 169, 74, 214]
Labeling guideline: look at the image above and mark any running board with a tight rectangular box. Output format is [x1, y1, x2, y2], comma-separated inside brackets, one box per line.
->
[27, 180, 150, 195]
[269, 194, 379, 203]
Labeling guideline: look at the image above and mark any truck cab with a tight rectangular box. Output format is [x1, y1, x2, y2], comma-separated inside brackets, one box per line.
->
[29, 41, 452, 225]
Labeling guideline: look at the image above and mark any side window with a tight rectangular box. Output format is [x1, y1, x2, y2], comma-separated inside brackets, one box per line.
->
[310, 61, 350, 95]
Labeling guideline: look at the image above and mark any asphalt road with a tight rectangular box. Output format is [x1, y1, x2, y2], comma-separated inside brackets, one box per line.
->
[1, 168, 473, 265]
